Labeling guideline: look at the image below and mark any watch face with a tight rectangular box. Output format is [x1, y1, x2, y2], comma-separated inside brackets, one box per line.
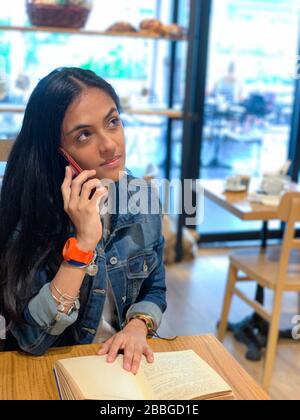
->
[86, 263, 98, 277]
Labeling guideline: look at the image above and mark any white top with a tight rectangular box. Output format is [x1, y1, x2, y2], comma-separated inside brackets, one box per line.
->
[0, 315, 6, 340]
[93, 279, 117, 343]
[93, 186, 118, 344]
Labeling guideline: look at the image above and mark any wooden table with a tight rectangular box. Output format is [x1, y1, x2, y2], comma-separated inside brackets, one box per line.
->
[0, 335, 269, 400]
[200, 179, 300, 361]
[199, 179, 300, 221]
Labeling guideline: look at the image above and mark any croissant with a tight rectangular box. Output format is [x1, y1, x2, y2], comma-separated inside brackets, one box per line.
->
[139, 19, 164, 35]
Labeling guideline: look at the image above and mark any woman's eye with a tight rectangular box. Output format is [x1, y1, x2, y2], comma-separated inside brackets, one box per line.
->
[77, 131, 91, 142]
[108, 117, 120, 128]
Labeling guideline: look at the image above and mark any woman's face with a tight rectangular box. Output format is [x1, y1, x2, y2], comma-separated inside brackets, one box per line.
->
[61, 87, 126, 182]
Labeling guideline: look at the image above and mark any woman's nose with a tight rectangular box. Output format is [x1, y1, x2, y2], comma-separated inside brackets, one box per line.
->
[98, 134, 117, 155]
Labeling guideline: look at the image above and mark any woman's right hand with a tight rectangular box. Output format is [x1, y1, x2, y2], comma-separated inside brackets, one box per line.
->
[61, 166, 108, 252]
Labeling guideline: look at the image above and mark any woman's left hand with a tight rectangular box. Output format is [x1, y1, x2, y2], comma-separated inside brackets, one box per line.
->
[97, 319, 154, 375]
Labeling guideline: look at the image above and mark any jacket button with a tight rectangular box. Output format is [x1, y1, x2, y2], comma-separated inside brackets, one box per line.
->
[110, 257, 118, 266]
[82, 327, 96, 335]
[93, 289, 106, 296]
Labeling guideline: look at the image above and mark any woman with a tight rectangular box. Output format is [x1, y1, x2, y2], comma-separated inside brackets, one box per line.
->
[0, 68, 166, 374]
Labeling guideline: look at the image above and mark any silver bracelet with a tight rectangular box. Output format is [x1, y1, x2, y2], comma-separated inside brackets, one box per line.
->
[51, 293, 76, 306]
[52, 293, 80, 315]
[52, 282, 79, 301]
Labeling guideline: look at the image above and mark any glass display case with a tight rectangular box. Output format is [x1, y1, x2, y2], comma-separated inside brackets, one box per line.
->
[0, 0, 190, 179]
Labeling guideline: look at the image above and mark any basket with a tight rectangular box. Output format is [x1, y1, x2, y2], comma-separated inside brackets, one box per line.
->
[26, 1, 92, 29]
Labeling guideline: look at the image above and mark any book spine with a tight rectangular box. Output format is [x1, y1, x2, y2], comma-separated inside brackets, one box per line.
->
[53, 368, 63, 401]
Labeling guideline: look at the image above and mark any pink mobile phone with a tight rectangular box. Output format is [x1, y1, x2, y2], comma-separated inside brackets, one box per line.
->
[59, 148, 105, 202]
[59, 148, 83, 178]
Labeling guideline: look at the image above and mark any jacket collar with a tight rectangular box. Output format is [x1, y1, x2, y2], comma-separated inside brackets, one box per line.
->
[109, 171, 148, 232]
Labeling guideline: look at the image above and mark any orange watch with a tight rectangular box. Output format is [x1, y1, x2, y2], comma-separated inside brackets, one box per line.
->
[62, 237, 95, 265]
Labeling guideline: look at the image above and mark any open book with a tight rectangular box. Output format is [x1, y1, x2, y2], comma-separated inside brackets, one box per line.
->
[53, 350, 234, 400]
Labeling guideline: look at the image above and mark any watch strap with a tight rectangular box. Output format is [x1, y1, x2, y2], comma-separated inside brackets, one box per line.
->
[63, 237, 95, 265]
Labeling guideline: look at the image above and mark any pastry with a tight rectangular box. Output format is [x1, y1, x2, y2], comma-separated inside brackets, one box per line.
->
[162, 23, 184, 38]
[105, 21, 137, 33]
[139, 19, 164, 35]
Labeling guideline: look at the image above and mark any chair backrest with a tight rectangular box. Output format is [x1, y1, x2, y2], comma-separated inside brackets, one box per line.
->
[278, 192, 300, 223]
[0, 140, 14, 162]
[277, 192, 300, 286]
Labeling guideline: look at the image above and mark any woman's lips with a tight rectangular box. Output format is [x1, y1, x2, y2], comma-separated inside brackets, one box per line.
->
[100, 155, 122, 168]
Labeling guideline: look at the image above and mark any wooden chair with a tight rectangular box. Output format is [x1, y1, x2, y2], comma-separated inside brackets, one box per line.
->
[0, 140, 14, 189]
[0, 140, 14, 162]
[218, 192, 300, 391]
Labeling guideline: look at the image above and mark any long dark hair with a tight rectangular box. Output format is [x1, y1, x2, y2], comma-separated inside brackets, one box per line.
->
[0, 67, 120, 324]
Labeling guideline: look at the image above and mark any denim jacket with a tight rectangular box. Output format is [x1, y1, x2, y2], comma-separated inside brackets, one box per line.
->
[8, 173, 166, 355]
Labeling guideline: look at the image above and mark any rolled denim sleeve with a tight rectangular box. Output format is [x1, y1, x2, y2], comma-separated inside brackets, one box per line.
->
[126, 236, 167, 330]
[28, 283, 79, 336]
[10, 283, 79, 356]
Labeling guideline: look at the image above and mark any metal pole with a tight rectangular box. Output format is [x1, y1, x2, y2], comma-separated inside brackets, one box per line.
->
[165, 0, 180, 181]
[289, 11, 300, 182]
[176, 0, 212, 261]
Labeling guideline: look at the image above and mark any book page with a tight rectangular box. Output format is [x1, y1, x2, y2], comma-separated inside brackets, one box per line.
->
[141, 350, 232, 400]
[56, 355, 155, 400]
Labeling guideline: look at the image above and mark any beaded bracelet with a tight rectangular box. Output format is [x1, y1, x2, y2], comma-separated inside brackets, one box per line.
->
[126, 313, 155, 334]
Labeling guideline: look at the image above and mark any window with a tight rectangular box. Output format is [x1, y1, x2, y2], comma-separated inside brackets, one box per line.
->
[199, 0, 299, 235]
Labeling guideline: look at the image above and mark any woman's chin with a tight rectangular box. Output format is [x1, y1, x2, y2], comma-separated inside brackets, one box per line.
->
[98, 166, 126, 182]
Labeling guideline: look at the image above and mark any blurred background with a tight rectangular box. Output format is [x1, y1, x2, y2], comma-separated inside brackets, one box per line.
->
[0, 0, 300, 240]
